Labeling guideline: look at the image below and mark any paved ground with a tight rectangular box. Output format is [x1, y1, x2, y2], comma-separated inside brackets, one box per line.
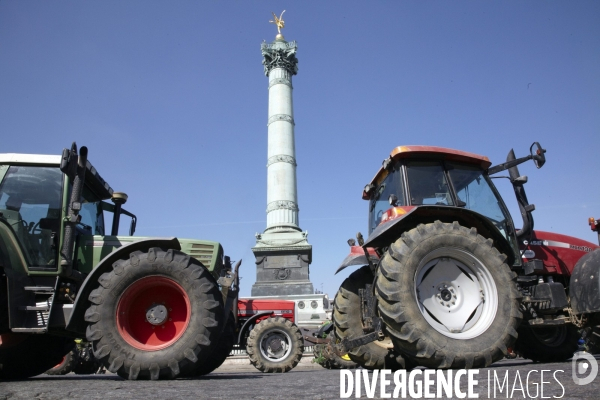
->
[1, 356, 599, 399]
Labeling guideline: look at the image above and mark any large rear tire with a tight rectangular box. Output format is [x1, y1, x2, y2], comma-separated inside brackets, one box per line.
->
[333, 266, 409, 370]
[246, 316, 303, 373]
[46, 346, 78, 375]
[516, 325, 580, 362]
[376, 221, 522, 369]
[313, 334, 358, 370]
[0, 334, 74, 380]
[184, 312, 235, 376]
[85, 248, 224, 380]
[582, 314, 600, 354]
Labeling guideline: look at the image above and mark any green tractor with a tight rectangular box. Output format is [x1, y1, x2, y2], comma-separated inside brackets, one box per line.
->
[0, 143, 239, 380]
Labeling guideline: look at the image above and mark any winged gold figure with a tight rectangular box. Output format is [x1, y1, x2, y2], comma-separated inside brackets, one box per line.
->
[269, 10, 286, 34]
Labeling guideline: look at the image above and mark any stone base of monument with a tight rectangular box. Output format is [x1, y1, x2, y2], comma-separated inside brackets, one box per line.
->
[251, 236, 314, 296]
[251, 281, 314, 296]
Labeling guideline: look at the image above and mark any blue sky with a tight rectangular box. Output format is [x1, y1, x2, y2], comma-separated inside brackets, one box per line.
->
[1, 1, 599, 297]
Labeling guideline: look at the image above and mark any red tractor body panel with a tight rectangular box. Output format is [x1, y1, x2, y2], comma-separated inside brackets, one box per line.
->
[520, 230, 599, 276]
[336, 246, 379, 274]
[237, 299, 295, 324]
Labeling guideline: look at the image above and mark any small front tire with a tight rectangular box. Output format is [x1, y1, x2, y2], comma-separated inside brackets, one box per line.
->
[516, 324, 580, 362]
[246, 316, 303, 373]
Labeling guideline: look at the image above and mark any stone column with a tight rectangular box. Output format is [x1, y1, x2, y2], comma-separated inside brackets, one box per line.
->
[251, 36, 313, 297]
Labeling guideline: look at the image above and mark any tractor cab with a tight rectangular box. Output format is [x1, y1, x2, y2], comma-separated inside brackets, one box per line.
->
[361, 143, 546, 269]
[0, 147, 136, 276]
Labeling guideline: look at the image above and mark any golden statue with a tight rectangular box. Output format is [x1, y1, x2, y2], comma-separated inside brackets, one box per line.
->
[269, 10, 286, 36]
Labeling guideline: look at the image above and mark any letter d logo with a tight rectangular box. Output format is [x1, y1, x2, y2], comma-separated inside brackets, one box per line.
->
[572, 351, 598, 385]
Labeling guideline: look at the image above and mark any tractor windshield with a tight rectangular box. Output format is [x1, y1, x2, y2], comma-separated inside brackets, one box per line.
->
[0, 166, 63, 267]
[447, 162, 512, 239]
[406, 161, 454, 206]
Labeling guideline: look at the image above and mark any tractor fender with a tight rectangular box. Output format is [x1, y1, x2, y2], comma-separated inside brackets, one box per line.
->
[237, 311, 274, 346]
[335, 246, 379, 275]
[363, 205, 516, 266]
[66, 237, 181, 335]
[569, 248, 600, 314]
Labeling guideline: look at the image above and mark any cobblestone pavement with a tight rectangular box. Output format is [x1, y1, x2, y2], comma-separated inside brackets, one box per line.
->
[1, 357, 599, 399]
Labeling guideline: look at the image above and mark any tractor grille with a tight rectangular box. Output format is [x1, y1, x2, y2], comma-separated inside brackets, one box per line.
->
[187, 243, 215, 266]
[180, 241, 223, 274]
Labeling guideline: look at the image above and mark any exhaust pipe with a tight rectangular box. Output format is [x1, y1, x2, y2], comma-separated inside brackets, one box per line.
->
[59, 142, 87, 279]
[506, 149, 535, 240]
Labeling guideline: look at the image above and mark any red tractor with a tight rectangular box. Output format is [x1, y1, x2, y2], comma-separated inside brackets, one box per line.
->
[236, 298, 304, 373]
[331, 143, 600, 370]
[580, 217, 600, 354]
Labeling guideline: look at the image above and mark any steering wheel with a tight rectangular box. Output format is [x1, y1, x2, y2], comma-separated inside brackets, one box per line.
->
[30, 221, 43, 235]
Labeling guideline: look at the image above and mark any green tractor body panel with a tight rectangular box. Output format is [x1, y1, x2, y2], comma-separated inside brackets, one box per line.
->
[76, 236, 223, 275]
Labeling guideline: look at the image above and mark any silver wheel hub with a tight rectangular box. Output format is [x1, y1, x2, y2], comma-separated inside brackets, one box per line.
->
[259, 330, 292, 362]
[415, 248, 498, 339]
[145, 304, 168, 326]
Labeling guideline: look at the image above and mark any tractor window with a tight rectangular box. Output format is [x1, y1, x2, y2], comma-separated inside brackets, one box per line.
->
[0, 166, 63, 267]
[448, 163, 511, 238]
[368, 164, 406, 233]
[406, 161, 454, 206]
[78, 186, 105, 236]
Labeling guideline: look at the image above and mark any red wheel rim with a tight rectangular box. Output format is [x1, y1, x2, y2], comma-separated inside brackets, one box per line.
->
[116, 276, 191, 351]
[53, 355, 67, 369]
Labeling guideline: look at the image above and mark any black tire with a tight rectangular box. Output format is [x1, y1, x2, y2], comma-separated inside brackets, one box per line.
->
[333, 266, 409, 370]
[73, 342, 101, 375]
[46, 346, 78, 375]
[313, 335, 358, 369]
[583, 326, 600, 354]
[84, 248, 224, 380]
[376, 221, 522, 369]
[516, 325, 580, 362]
[184, 312, 236, 376]
[246, 316, 303, 373]
[0, 334, 74, 380]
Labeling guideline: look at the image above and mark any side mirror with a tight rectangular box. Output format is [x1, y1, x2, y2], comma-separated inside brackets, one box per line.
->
[129, 217, 137, 236]
[530, 142, 546, 169]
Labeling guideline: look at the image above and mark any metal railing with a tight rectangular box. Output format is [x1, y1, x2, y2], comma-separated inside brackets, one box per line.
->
[228, 344, 314, 357]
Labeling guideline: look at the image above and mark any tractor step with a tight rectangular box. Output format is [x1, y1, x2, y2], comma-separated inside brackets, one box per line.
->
[23, 286, 55, 294]
[11, 327, 47, 333]
[19, 306, 50, 311]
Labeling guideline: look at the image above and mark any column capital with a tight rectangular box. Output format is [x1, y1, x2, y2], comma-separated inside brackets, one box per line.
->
[261, 40, 298, 77]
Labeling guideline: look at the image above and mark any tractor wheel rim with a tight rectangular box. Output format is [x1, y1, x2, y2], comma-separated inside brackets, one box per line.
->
[259, 329, 293, 362]
[414, 247, 498, 339]
[52, 355, 67, 369]
[116, 276, 191, 351]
